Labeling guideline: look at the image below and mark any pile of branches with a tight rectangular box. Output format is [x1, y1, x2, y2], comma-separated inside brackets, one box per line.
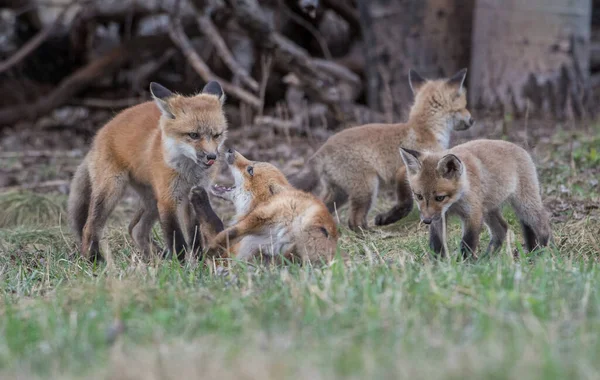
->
[0, 0, 383, 132]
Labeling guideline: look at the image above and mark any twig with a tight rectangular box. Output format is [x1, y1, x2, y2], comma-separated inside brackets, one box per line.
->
[258, 53, 273, 116]
[0, 149, 83, 159]
[168, 19, 262, 109]
[441, 212, 449, 258]
[69, 97, 146, 109]
[0, 0, 78, 74]
[193, 11, 259, 92]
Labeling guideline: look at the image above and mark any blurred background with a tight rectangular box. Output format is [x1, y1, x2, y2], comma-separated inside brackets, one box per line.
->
[0, 0, 598, 196]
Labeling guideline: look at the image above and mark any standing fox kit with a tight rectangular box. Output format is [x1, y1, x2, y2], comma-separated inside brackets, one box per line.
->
[290, 68, 475, 232]
[400, 140, 552, 258]
[68, 81, 228, 262]
[190, 149, 340, 264]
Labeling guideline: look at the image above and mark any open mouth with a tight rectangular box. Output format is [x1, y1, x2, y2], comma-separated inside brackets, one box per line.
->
[211, 184, 235, 198]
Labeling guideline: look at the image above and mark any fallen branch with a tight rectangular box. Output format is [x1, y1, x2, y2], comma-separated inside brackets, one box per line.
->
[69, 98, 147, 109]
[192, 8, 259, 92]
[0, 1, 78, 74]
[0, 34, 172, 127]
[168, 19, 262, 109]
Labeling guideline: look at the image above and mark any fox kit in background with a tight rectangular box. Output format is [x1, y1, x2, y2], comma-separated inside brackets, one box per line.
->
[289, 68, 475, 232]
[68, 81, 228, 262]
[399, 139, 552, 258]
[190, 149, 340, 264]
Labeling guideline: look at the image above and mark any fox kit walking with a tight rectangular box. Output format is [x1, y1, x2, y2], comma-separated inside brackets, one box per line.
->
[190, 149, 339, 264]
[68, 81, 228, 262]
[399, 139, 552, 258]
[289, 69, 475, 232]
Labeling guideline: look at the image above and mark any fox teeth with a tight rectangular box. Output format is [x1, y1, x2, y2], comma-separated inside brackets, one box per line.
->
[213, 184, 235, 191]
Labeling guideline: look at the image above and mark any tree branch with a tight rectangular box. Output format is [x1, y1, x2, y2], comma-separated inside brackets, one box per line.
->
[167, 19, 262, 109]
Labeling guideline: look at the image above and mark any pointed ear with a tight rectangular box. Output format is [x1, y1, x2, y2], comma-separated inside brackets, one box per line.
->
[436, 154, 463, 180]
[447, 68, 467, 95]
[409, 69, 426, 95]
[268, 182, 286, 196]
[202, 80, 226, 104]
[150, 82, 175, 119]
[399, 147, 422, 175]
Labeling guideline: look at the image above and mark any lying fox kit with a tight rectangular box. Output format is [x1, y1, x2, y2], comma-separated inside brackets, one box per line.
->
[67, 81, 228, 262]
[289, 68, 475, 232]
[190, 149, 340, 264]
[400, 139, 552, 258]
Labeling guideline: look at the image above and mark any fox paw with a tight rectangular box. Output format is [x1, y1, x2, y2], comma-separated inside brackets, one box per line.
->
[189, 186, 209, 203]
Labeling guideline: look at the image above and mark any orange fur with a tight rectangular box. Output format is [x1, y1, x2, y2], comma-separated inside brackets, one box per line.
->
[67, 81, 228, 261]
[400, 139, 553, 258]
[191, 149, 341, 264]
[289, 69, 475, 232]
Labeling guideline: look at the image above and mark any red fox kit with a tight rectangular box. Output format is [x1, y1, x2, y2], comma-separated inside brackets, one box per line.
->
[67, 81, 228, 262]
[289, 69, 475, 232]
[399, 139, 552, 258]
[190, 149, 340, 264]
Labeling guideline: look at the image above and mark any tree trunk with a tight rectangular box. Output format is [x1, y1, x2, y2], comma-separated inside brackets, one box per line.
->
[359, 0, 474, 121]
[469, 0, 592, 120]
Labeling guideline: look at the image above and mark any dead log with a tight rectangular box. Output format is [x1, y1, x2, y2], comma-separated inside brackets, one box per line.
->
[167, 19, 263, 109]
[0, 34, 172, 127]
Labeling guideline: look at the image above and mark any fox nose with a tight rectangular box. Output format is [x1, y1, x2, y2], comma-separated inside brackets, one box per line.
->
[226, 148, 234, 154]
[206, 153, 217, 160]
[469, 117, 475, 125]
[421, 217, 432, 225]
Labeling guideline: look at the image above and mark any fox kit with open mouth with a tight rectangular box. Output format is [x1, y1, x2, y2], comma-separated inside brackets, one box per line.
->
[190, 149, 340, 264]
[68, 81, 228, 262]
[289, 68, 475, 232]
[399, 139, 552, 258]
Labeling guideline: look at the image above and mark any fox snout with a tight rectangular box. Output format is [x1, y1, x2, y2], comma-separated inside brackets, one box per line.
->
[197, 151, 218, 166]
[454, 111, 475, 131]
[225, 148, 235, 165]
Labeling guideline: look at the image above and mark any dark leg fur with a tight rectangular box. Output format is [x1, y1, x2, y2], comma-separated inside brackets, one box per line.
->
[460, 227, 481, 260]
[159, 209, 187, 263]
[521, 222, 538, 252]
[67, 161, 92, 242]
[375, 179, 413, 226]
[484, 209, 508, 256]
[429, 218, 444, 256]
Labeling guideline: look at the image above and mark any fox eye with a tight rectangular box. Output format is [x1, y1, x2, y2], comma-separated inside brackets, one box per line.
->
[415, 193, 423, 201]
[188, 132, 199, 139]
[247, 166, 254, 176]
[214, 132, 222, 139]
[435, 195, 446, 202]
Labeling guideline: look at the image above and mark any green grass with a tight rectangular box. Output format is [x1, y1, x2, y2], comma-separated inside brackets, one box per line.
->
[0, 129, 599, 379]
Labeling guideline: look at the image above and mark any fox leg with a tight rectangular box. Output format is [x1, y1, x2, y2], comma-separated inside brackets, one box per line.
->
[81, 174, 127, 261]
[347, 176, 378, 233]
[459, 213, 483, 259]
[510, 197, 552, 252]
[319, 180, 348, 213]
[483, 209, 508, 255]
[157, 199, 188, 262]
[428, 218, 445, 256]
[375, 167, 413, 226]
[188, 186, 224, 255]
[128, 203, 159, 259]
[209, 205, 275, 255]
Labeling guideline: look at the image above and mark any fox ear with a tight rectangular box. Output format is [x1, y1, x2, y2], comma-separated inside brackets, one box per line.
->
[409, 69, 426, 95]
[447, 68, 467, 95]
[399, 147, 422, 175]
[150, 82, 175, 119]
[437, 154, 463, 180]
[202, 80, 226, 104]
[268, 182, 286, 196]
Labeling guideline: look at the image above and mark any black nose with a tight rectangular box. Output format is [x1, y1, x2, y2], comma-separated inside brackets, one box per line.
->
[206, 153, 217, 160]
[469, 117, 475, 125]
[421, 217, 432, 225]
[226, 148, 233, 154]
